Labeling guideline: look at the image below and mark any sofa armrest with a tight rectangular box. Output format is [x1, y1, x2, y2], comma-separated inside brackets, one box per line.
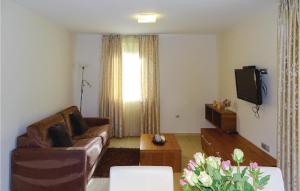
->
[84, 117, 110, 127]
[12, 147, 87, 191]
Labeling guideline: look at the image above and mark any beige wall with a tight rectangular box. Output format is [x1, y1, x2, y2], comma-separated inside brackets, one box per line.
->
[159, 34, 218, 133]
[218, 6, 278, 157]
[73, 34, 218, 132]
[1, 1, 74, 190]
[73, 34, 102, 117]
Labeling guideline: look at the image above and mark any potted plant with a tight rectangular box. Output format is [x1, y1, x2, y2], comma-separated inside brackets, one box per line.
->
[180, 149, 270, 191]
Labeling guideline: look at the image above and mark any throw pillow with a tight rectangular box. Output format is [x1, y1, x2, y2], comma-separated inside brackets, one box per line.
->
[48, 123, 73, 147]
[69, 111, 88, 135]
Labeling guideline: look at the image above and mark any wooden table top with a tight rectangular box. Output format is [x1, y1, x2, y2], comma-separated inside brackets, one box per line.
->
[140, 134, 181, 151]
[201, 128, 276, 166]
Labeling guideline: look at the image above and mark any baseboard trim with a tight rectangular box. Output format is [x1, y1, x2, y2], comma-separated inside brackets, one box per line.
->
[112, 133, 201, 138]
[164, 133, 201, 136]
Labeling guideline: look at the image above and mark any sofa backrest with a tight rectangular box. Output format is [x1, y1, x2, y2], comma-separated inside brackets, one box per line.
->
[60, 106, 81, 137]
[27, 113, 66, 148]
[18, 106, 82, 148]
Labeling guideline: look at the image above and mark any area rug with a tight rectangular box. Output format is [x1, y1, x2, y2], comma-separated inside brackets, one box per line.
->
[93, 148, 140, 177]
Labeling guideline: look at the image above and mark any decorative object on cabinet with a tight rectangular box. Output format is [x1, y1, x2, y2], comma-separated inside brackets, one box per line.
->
[205, 104, 236, 133]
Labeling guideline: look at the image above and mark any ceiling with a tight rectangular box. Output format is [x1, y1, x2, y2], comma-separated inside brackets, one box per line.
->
[14, 0, 278, 34]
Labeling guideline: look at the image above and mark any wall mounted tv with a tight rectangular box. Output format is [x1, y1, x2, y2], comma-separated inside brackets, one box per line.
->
[234, 67, 263, 105]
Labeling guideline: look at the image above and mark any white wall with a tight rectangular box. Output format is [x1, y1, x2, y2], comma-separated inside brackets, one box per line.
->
[73, 34, 102, 117]
[159, 35, 218, 133]
[218, 6, 278, 157]
[73, 34, 218, 133]
[1, 1, 74, 191]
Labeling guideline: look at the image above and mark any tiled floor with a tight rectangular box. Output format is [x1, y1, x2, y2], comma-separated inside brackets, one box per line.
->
[87, 134, 202, 191]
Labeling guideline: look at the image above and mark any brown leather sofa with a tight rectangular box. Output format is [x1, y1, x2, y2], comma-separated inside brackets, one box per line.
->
[11, 106, 111, 191]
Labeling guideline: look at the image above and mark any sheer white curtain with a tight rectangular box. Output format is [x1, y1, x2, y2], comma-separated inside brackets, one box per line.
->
[122, 36, 141, 136]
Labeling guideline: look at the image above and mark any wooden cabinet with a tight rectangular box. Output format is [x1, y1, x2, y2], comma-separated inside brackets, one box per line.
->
[201, 128, 276, 167]
[205, 104, 236, 133]
[203, 104, 276, 166]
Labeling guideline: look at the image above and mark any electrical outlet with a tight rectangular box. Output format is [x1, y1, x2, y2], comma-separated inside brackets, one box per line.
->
[261, 142, 270, 152]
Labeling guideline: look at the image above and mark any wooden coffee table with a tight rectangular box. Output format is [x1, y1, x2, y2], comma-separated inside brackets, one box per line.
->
[140, 134, 182, 172]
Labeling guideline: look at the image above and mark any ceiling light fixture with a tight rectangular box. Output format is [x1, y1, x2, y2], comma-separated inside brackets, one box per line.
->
[137, 13, 157, 23]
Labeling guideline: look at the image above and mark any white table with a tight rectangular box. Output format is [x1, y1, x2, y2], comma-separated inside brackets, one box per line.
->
[110, 166, 173, 191]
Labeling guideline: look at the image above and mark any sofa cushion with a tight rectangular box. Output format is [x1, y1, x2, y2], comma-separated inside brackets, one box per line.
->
[27, 114, 66, 148]
[48, 123, 73, 147]
[70, 112, 89, 135]
[73, 124, 110, 145]
[73, 137, 102, 172]
[60, 106, 80, 136]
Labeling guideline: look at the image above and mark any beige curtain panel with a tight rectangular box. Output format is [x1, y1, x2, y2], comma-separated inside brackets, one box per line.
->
[277, 0, 299, 191]
[100, 35, 124, 137]
[139, 35, 160, 134]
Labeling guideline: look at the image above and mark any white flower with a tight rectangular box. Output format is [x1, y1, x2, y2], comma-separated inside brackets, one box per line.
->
[206, 156, 221, 169]
[198, 171, 213, 187]
[233, 148, 244, 163]
[194, 152, 205, 166]
[183, 169, 198, 186]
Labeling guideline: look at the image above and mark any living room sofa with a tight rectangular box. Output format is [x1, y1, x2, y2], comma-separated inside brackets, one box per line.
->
[11, 106, 111, 191]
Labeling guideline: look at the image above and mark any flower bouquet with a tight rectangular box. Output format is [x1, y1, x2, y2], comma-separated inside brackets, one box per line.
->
[222, 99, 231, 109]
[180, 149, 270, 191]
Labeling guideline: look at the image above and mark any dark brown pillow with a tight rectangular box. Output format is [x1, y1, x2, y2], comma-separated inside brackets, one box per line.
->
[48, 123, 73, 147]
[69, 112, 88, 135]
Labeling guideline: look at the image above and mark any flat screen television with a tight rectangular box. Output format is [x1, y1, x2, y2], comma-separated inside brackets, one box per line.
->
[235, 68, 262, 105]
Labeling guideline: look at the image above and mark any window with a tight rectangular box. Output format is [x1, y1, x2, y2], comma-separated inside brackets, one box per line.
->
[121, 37, 141, 102]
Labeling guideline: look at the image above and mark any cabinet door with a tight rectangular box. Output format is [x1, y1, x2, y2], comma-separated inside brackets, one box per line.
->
[212, 111, 221, 127]
[201, 134, 214, 156]
[220, 114, 236, 132]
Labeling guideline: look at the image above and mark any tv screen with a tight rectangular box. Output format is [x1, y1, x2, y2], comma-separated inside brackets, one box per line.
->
[235, 69, 262, 105]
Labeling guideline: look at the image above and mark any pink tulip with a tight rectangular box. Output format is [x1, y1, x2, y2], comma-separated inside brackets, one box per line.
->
[179, 179, 187, 186]
[221, 160, 231, 171]
[250, 162, 258, 170]
[190, 160, 198, 167]
[187, 160, 197, 171]
[188, 163, 195, 171]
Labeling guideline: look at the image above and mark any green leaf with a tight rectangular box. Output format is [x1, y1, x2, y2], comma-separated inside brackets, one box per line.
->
[242, 176, 249, 182]
[194, 168, 200, 176]
[197, 185, 211, 191]
[244, 181, 255, 191]
[213, 170, 222, 181]
[228, 184, 236, 191]
[237, 182, 244, 191]
[241, 167, 248, 177]
[258, 175, 270, 186]
[233, 173, 242, 182]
